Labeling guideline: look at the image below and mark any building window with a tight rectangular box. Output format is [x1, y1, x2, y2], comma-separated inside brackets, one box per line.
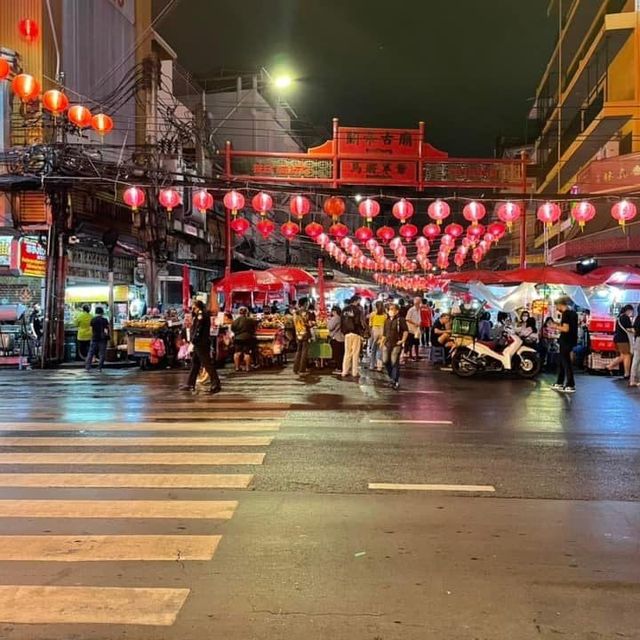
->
[619, 132, 632, 156]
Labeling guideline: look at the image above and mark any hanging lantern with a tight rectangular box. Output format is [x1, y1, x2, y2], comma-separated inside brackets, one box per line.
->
[0, 59, 11, 81]
[487, 222, 507, 241]
[537, 201, 562, 227]
[11, 73, 39, 102]
[223, 190, 245, 215]
[290, 195, 311, 220]
[123, 186, 145, 211]
[478, 240, 490, 253]
[463, 201, 486, 225]
[252, 191, 273, 215]
[42, 89, 69, 116]
[91, 113, 113, 136]
[440, 234, 455, 249]
[415, 237, 430, 254]
[497, 202, 522, 231]
[193, 189, 214, 214]
[483, 233, 496, 244]
[423, 223, 441, 241]
[341, 237, 354, 251]
[445, 223, 463, 239]
[230, 217, 250, 236]
[472, 247, 484, 265]
[569, 201, 596, 230]
[454, 252, 466, 268]
[67, 105, 92, 128]
[159, 188, 181, 213]
[611, 200, 637, 228]
[392, 198, 414, 222]
[399, 223, 418, 240]
[389, 238, 403, 253]
[323, 196, 346, 220]
[329, 222, 349, 239]
[366, 238, 378, 252]
[355, 226, 374, 243]
[358, 198, 381, 222]
[281, 221, 300, 240]
[18, 18, 39, 42]
[256, 218, 275, 239]
[428, 199, 451, 226]
[316, 233, 330, 248]
[305, 221, 324, 239]
[376, 226, 395, 244]
[467, 224, 485, 243]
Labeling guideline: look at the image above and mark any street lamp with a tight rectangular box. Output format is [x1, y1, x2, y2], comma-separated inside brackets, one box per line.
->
[273, 74, 293, 90]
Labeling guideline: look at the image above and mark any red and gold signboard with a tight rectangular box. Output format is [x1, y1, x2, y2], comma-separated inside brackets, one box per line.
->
[340, 160, 417, 183]
[576, 152, 640, 194]
[337, 127, 420, 157]
[8, 237, 47, 277]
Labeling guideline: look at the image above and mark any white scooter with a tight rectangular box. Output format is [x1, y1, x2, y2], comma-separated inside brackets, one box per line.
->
[451, 328, 542, 379]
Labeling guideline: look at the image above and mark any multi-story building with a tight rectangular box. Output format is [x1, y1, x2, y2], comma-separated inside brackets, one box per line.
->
[529, 0, 640, 265]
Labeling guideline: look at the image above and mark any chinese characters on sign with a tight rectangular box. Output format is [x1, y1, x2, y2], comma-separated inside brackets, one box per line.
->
[576, 152, 640, 193]
[231, 157, 333, 180]
[338, 127, 419, 156]
[340, 160, 417, 183]
[423, 161, 525, 188]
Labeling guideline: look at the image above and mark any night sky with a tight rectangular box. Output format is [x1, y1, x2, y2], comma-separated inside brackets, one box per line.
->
[154, 0, 556, 156]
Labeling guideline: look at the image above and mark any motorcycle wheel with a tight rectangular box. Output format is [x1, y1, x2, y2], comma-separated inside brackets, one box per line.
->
[516, 352, 542, 379]
[452, 349, 478, 378]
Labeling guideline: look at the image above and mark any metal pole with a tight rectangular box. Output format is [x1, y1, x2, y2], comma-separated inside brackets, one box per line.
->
[519, 154, 528, 269]
[107, 252, 114, 347]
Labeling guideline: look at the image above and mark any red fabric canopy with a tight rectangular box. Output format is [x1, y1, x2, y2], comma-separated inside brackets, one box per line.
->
[213, 270, 284, 292]
[265, 267, 316, 286]
[442, 270, 510, 284]
[498, 267, 590, 286]
[585, 266, 640, 288]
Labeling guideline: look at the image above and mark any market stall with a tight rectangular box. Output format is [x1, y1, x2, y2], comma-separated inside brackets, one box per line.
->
[123, 311, 183, 369]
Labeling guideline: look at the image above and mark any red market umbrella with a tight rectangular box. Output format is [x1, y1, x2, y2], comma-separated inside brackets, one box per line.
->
[213, 269, 284, 292]
[498, 266, 590, 286]
[265, 266, 316, 286]
[585, 266, 640, 288]
[354, 287, 377, 299]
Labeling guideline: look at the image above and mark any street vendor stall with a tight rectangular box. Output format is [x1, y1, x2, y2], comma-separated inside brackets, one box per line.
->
[123, 311, 183, 369]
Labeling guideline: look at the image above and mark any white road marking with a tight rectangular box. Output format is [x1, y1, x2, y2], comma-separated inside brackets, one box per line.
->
[0, 436, 273, 447]
[0, 422, 280, 432]
[369, 419, 453, 425]
[369, 483, 495, 492]
[0, 452, 265, 465]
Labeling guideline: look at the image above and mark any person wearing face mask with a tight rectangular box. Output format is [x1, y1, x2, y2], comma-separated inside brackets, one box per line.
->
[382, 303, 409, 390]
[608, 304, 635, 380]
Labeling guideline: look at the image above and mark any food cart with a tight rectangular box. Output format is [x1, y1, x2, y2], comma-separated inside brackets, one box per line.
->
[124, 315, 183, 369]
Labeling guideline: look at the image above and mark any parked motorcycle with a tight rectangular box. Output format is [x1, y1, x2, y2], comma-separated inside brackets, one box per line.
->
[450, 328, 542, 379]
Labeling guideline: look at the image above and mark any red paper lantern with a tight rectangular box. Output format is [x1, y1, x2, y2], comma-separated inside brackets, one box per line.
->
[423, 223, 441, 240]
[611, 200, 637, 227]
[415, 237, 430, 253]
[399, 223, 418, 239]
[323, 196, 346, 220]
[392, 198, 414, 222]
[377, 226, 395, 244]
[290, 195, 311, 219]
[281, 221, 300, 239]
[252, 191, 273, 215]
[341, 237, 354, 250]
[487, 222, 506, 240]
[230, 217, 250, 236]
[428, 199, 451, 225]
[67, 105, 92, 128]
[329, 222, 349, 239]
[497, 202, 521, 231]
[472, 248, 484, 264]
[454, 253, 466, 268]
[18, 18, 39, 42]
[440, 234, 455, 249]
[483, 233, 496, 244]
[305, 221, 324, 239]
[467, 224, 485, 241]
[358, 198, 381, 222]
[159, 188, 181, 212]
[91, 113, 113, 135]
[193, 189, 214, 214]
[537, 202, 561, 226]
[445, 223, 464, 239]
[316, 233, 330, 248]
[0, 59, 11, 81]
[355, 226, 374, 243]
[123, 186, 145, 211]
[463, 201, 486, 225]
[569, 201, 595, 230]
[42, 89, 69, 116]
[11, 73, 39, 102]
[256, 218, 275, 239]
[224, 190, 245, 214]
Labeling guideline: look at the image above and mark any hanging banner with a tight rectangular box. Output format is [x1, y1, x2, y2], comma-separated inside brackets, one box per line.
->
[423, 160, 525, 188]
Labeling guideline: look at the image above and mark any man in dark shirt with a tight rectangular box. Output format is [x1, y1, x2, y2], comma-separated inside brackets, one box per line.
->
[382, 303, 409, 390]
[231, 307, 257, 372]
[340, 295, 366, 378]
[551, 296, 578, 393]
[183, 300, 221, 393]
[85, 306, 110, 372]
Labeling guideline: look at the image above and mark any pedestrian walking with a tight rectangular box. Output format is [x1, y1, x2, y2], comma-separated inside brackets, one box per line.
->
[340, 295, 366, 379]
[405, 297, 423, 360]
[382, 303, 409, 390]
[368, 300, 387, 371]
[420, 300, 433, 348]
[74, 304, 93, 360]
[327, 305, 345, 374]
[630, 305, 640, 387]
[551, 297, 578, 393]
[85, 306, 110, 372]
[607, 304, 635, 379]
[182, 300, 221, 393]
[293, 297, 312, 375]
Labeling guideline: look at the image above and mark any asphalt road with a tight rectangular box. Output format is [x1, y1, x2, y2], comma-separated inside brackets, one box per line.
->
[0, 361, 638, 639]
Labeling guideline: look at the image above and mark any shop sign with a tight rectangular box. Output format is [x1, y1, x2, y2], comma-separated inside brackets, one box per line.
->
[0, 236, 13, 268]
[7, 237, 47, 277]
[576, 152, 640, 193]
[340, 160, 417, 183]
[183, 223, 198, 237]
[337, 127, 420, 156]
[423, 160, 525, 188]
[231, 156, 333, 180]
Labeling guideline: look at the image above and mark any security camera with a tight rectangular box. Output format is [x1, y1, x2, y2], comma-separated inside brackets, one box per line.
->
[68, 235, 80, 245]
